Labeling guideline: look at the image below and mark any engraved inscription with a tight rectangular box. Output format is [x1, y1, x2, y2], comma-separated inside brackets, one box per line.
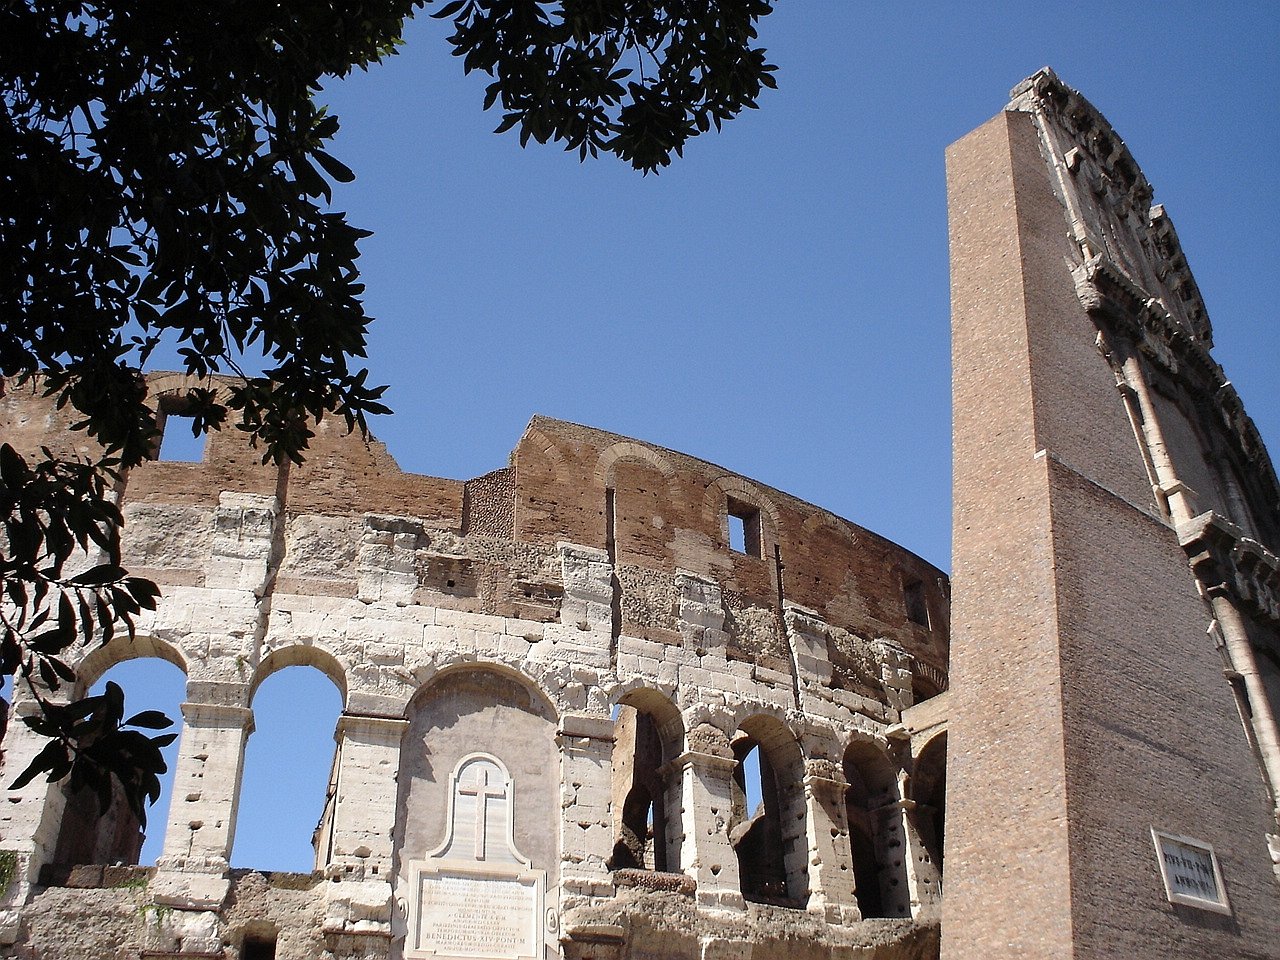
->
[416, 871, 538, 958]
[1151, 828, 1231, 915]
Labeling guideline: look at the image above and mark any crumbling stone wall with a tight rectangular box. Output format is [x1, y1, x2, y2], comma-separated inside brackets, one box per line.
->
[0, 375, 948, 959]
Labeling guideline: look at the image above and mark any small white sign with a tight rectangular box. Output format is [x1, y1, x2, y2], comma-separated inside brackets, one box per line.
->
[1150, 828, 1231, 915]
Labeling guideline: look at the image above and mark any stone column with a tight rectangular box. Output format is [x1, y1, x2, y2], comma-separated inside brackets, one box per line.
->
[558, 713, 615, 905]
[665, 744, 743, 910]
[152, 700, 254, 908]
[801, 759, 858, 924]
[0, 695, 71, 932]
[321, 713, 406, 953]
[900, 798, 943, 917]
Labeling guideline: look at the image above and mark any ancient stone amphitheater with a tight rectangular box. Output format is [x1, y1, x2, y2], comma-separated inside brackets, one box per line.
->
[3, 69, 1279, 960]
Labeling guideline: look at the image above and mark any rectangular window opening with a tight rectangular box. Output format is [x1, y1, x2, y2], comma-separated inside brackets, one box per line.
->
[904, 579, 929, 628]
[242, 935, 278, 960]
[727, 498, 761, 557]
[157, 413, 207, 463]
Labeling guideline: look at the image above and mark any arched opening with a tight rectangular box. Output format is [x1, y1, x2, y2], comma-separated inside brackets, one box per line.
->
[393, 667, 559, 956]
[235, 921, 279, 960]
[844, 739, 909, 918]
[912, 733, 947, 881]
[911, 675, 942, 704]
[729, 715, 808, 907]
[54, 656, 186, 867]
[608, 689, 683, 874]
[232, 665, 343, 872]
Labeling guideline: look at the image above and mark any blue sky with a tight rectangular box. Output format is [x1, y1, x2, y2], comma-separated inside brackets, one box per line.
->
[318, 1, 1278, 575]
[25, 2, 1280, 872]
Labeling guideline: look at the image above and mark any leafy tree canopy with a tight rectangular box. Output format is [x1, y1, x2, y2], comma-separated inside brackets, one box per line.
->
[0, 1, 775, 823]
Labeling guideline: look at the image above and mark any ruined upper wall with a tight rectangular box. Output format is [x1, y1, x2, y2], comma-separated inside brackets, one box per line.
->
[0, 373, 949, 696]
[512, 416, 948, 684]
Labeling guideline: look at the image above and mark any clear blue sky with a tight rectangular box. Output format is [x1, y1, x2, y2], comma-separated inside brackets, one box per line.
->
[33, 1, 1280, 873]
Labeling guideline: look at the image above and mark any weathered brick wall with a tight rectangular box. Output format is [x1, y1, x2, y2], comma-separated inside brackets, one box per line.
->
[945, 70, 1280, 960]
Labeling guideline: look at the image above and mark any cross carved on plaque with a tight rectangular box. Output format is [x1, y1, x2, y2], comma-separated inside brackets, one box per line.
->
[458, 766, 505, 860]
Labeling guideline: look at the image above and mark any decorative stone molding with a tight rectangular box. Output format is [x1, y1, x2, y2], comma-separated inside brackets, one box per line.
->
[1181, 512, 1280, 628]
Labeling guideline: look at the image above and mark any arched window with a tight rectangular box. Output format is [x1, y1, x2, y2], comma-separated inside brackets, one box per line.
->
[912, 733, 947, 880]
[609, 689, 683, 873]
[232, 666, 343, 872]
[730, 715, 808, 906]
[843, 739, 909, 918]
[55, 656, 186, 867]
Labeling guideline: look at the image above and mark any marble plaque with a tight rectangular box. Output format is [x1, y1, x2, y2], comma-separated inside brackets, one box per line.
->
[405, 754, 546, 960]
[413, 863, 541, 959]
[1150, 828, 1231, 915]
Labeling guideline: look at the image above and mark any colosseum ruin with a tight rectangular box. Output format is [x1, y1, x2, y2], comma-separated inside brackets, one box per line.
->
[1, 70, 1278, 960]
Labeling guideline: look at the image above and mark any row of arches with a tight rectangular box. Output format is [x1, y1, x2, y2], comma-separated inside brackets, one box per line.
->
[46, 655, 343, 872]
[16, 642, 947, 921]
[609, 690, 948, 916]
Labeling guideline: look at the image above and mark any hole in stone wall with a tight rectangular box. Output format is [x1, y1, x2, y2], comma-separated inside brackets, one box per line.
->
[156, 413, 206, 463]
[903, 579, 929, 628]
[912, 734, 947, 881]
[609, 704, 675, 873]
[727, 498, 762, 557]
[232, 666, 342, 872]
[240, 931, 278, 960]
[54, 658, 186, 868]
[730, 720, 807, 908]
[844, 739, 912, 918]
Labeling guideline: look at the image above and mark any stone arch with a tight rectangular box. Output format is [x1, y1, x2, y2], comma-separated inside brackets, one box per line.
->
[519, 425, 569, 486]
[801, 509, 859, 546]
[615, 686, 684, 755]
[731, 713, 809, 907]
[910, 731, 947, 878]
[723, 697, 796, 743]
[53, 645, 189, 869]
[843, 738, 909, 918]
[72, 634, 188, 695]
[594, 441, 678, 490]
[420, 657, 560, 722]
[237, 655, 346, 871]
[610, 687, 685, 874]
[250, 642, 348, 707]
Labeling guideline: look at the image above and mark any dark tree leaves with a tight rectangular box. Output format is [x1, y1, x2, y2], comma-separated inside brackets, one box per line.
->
[0, 0, 777, 822]
[1, 443, 164, 820]
[434, 0, 778, 173]
[11, 682, 175, 828]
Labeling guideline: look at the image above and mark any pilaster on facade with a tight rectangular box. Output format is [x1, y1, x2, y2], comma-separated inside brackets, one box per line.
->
[157, 700, 254, 875]
[898, 798, 943, 919]
[557, 712, 616, 906]
[0, 696, 72, 912]
[664, 748, 745, 911]
[801, 759, 859, 925]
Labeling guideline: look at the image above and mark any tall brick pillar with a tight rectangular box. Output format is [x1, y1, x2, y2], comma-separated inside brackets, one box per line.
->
[944, 69, 1280, 959]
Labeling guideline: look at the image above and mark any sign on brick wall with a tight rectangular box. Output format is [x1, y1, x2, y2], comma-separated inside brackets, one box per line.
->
[1150, 828, 1231, 915]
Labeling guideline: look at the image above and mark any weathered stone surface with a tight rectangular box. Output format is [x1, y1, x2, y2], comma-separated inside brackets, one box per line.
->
[6, 64, 1273, 960]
